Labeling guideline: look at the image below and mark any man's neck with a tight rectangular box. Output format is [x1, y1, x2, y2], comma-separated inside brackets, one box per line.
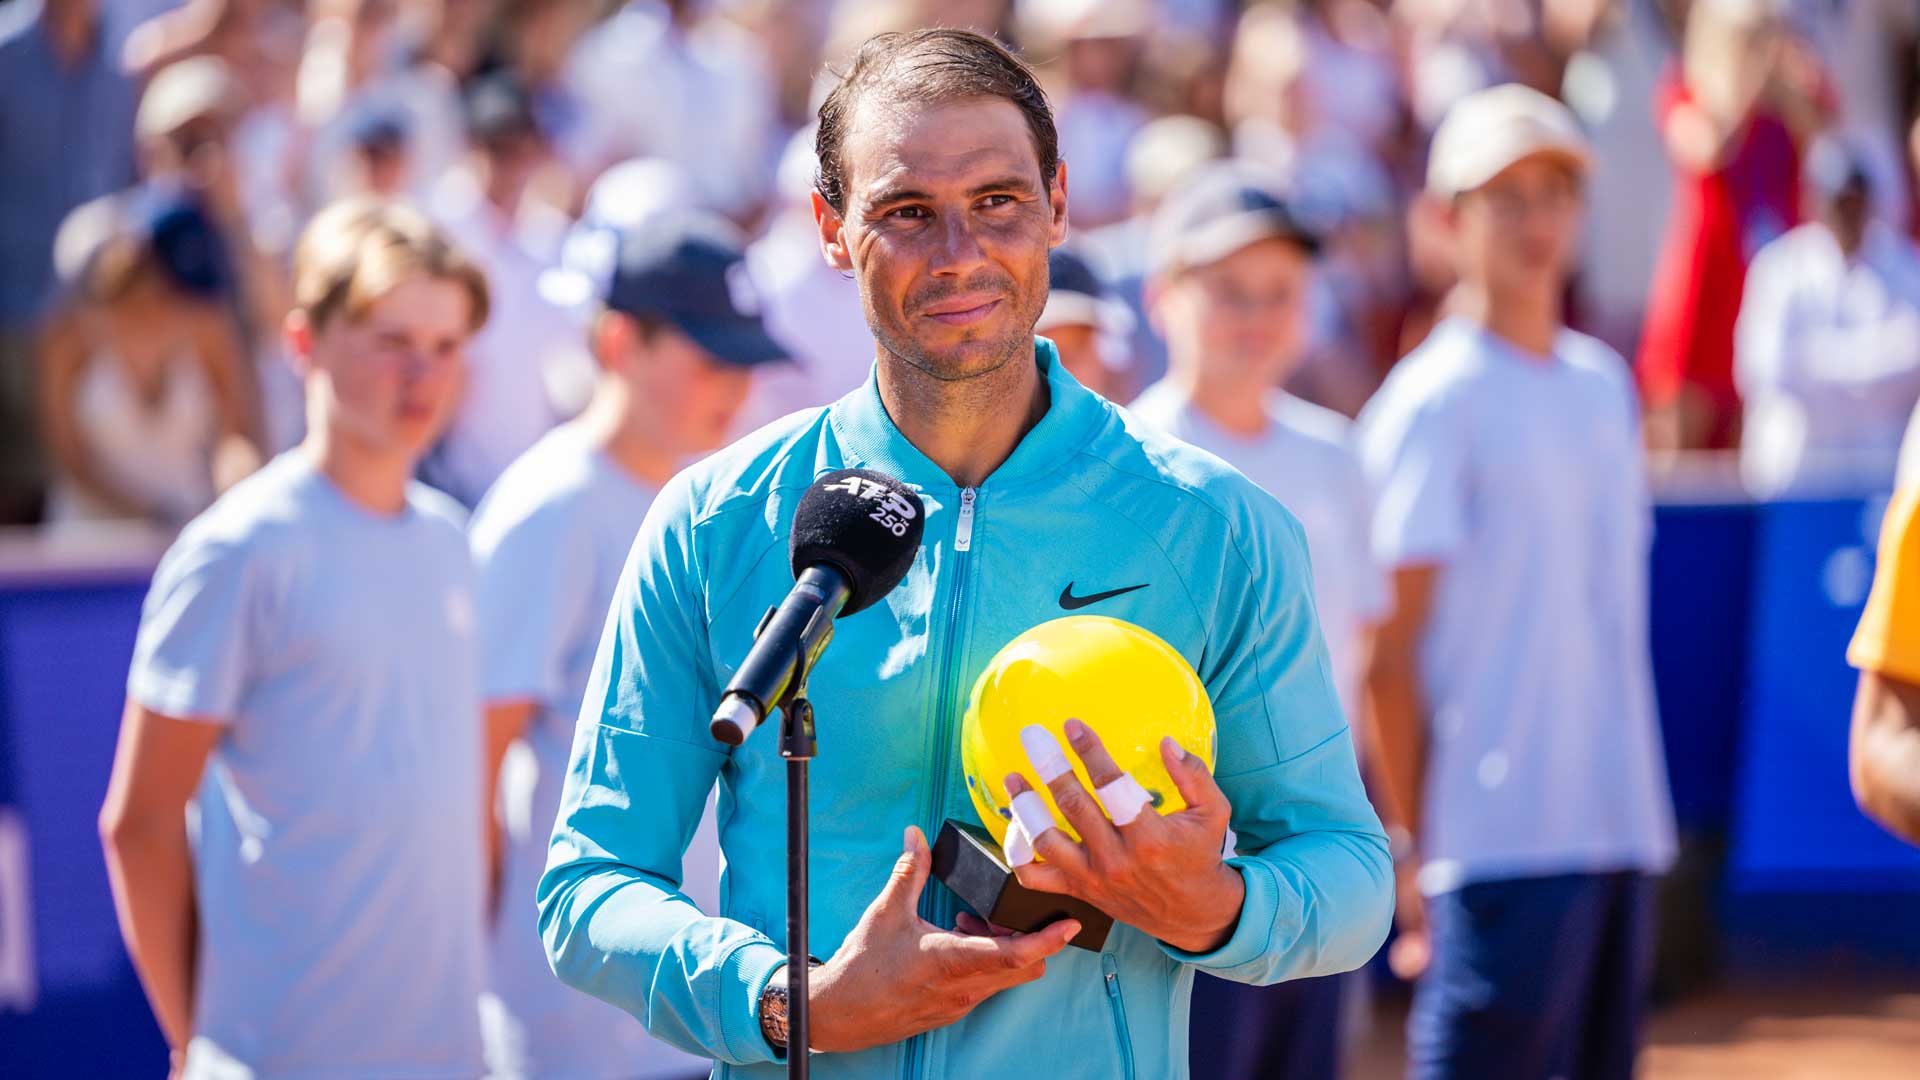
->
[1450, 281, 1561, 359]
[877, 342, 1047, 488]
[577, 389, 678, 489]
[302, 426, 415, 516]
[1170, 362, 1269, 438]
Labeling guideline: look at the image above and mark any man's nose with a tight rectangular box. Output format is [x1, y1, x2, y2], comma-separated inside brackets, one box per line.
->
[929, 215, 989, 277]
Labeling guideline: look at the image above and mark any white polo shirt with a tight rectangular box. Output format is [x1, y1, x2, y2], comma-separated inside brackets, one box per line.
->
[1736, 222, 1920, 495]
[1357, 317, 1676, 894]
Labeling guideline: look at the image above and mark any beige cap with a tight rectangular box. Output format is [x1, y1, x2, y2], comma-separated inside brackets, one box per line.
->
[1426, 84, 1591, 198]
[136, 57, 242, 143]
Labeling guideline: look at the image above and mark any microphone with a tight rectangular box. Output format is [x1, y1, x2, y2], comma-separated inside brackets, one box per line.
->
[709, 468, 927, 745]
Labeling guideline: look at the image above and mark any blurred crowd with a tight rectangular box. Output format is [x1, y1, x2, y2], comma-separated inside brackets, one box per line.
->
[4, 0, 1920, 534]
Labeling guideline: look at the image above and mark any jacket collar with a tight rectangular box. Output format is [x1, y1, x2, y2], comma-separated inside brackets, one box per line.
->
[829, 336, 1105, 495]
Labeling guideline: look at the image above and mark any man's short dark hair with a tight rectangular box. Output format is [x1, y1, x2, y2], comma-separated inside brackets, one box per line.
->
[814, 28, 1058, 215]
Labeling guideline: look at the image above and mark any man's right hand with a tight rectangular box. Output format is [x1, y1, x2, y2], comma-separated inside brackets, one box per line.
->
[806, 826, 1080, 1054]
[1386, 859, 1430, 981]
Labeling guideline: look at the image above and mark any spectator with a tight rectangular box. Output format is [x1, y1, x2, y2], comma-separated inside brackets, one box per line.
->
[1036, 245, 1134, 400]
[1020, 0, 1151, 228]
[301, 0, 466, 210]
[1736, 137, 1920, 495]
[137, 57, 292, 352]
[735, 127, 874, 433]
[564, 0, 780, 220]
[1082, 113, 1227, 386]
[0, 0, 140, 524]
[1130, 162, 1387, 1080]
[1358, 85, 1675, 1078]
[1564, 0, 1678, 356]
[98, 199, 493, 1078]
[38, 191, 262, 531]
[471, 209, 781, 1080]
[1636, 0, 1823, 451]
[421, 72, 586, 508]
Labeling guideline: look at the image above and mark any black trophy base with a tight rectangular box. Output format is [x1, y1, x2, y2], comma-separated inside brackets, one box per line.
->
[930, 819, 1112, 952]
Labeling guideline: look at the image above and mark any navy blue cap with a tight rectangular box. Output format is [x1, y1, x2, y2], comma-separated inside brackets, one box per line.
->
[1149, 161, 1322, 277]
[594, 212, 786, 368]
[1047, 247, 1108, 301]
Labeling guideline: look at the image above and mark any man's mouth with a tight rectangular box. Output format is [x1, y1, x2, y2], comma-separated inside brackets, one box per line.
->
[920, 296, 1004, 326]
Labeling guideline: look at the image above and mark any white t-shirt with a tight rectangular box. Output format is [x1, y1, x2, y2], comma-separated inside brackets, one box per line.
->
[127, 450, 486, 1077]
[1128, 384, 1387, 717]
[1356, 318, 1677, 894]
[469, 426, 719, 1079]
[424, 170, 591, 508]
[1736, 222, 1920, 496]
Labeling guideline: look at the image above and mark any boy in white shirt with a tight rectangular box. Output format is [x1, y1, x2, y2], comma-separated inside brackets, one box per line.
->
[1358, 85, 1676, 1079]
[471, 210, 784, 1078]
[1131, 160, 1388, 1080]
[99, 199, 494, 1077]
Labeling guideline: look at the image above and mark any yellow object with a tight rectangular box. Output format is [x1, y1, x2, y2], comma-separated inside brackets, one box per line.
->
[960, 615, 1216, 846]
[1851, 486, 1920, 683]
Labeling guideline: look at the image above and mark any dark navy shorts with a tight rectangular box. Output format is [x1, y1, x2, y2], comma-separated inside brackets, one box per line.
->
[1189, 969, 1348, 1079]
[1407, 870, 1657, 1080]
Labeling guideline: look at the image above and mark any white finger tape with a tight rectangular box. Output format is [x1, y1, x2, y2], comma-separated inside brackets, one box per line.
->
[1019, 724, 1073, 783]
[1002, 816, 1035, 867]
[1010, 789, 1059, 845]
[1095, 774, 1153, 827]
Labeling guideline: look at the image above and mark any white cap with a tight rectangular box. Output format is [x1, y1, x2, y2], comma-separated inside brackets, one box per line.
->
[136, 58, 241, 143]
[1425, 84, 1591, 198]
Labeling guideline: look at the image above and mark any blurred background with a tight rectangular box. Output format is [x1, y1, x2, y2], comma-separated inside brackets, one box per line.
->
[2, 0, 1919, 1074]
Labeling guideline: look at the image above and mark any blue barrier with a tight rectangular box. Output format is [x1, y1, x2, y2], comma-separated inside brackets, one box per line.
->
[1, 494, 1917, 1072]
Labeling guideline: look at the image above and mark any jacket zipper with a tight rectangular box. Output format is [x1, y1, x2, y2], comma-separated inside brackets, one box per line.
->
[903, 487, 978, 1080]
[1101, 953, 1137, 1080]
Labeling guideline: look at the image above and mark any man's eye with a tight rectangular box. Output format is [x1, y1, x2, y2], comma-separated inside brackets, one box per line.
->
[888, 206, 927, 221]
[979, 194, 1014, 209]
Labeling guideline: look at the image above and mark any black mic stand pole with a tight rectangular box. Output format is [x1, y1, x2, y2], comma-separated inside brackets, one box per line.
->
[778, 638, 822, 1079]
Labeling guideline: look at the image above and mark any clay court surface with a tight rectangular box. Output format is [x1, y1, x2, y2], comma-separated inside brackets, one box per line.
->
[1350, 981, 1920, 1078]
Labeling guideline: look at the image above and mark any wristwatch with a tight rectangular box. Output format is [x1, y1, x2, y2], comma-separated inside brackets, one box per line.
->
[760, 967, 793, 1051]
[759, 959, 822, 1052]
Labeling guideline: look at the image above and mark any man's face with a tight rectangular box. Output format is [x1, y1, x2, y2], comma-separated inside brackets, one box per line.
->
[817, 97, 1068, 384]
[616, 321, 754, 456]
[1450, 155, 1584, 295]
[297, 276, 473, 459]
[1154, 237, 1314, 391]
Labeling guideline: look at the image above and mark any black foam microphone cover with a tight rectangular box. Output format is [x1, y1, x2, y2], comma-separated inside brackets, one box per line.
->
[789, 468, 926, 616]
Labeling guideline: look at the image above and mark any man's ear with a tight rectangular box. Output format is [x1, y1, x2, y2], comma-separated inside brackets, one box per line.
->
[1048, 160, 1070, 247]
[812, 190, 854, 271]
[282, 309, 315, 376]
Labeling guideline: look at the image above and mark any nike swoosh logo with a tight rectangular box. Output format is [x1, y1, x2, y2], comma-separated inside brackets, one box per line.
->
[1058, 582, 1150, 610]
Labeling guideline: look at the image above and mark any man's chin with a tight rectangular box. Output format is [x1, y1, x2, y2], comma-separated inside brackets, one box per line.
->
[896, 327, 1032, 382]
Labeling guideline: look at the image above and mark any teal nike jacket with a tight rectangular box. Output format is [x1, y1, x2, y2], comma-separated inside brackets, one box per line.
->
[538, 339, 1392, 1079]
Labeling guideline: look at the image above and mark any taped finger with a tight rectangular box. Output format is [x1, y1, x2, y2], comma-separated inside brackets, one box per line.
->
[1002, 815, 1035, 868]
[1094, 773, 1153, 827]
[1010, 790, 1059, 847]
[1019, 724, 1073, 783]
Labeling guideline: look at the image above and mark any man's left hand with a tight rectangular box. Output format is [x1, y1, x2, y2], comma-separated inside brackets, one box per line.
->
[1006, 720, 1245, 954]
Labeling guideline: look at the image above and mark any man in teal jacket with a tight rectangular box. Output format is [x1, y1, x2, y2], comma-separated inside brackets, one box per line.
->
[538, 28, 1391, 1078]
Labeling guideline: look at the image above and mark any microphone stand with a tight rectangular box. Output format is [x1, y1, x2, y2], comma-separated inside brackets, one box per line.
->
[777, 646, 819, 1078]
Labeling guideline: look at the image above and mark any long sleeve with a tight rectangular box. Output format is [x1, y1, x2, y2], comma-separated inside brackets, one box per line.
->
[536, 474, 787, 1067]
[1159, 495, 1393, 984]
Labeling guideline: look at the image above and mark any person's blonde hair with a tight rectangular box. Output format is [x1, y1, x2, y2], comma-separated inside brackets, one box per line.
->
[292, 198, 490, 332]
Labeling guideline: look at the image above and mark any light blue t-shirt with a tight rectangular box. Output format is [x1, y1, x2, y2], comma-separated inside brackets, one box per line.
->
[127, 450, 486, 1077]
[470, 425, 717, 1079]
[1356, 318, 1677, 895]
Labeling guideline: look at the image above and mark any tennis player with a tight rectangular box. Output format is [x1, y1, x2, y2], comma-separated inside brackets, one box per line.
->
[535, 28, 1390, 1078]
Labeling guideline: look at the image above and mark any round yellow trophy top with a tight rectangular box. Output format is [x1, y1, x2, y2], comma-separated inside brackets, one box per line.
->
[960, 614, 1216, 846]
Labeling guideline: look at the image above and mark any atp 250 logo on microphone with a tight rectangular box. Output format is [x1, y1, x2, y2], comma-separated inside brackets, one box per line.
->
[826, 475, 920, 538]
